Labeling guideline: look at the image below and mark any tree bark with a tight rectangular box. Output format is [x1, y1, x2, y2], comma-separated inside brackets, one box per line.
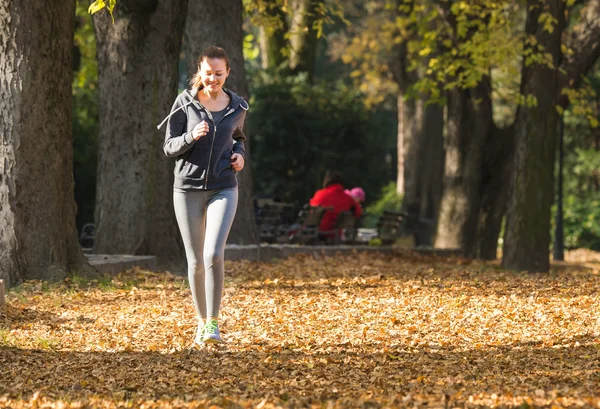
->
[184, 0, 258, 245]
[396, 96, 418, 196]
[416, 103, 444, 244]
[257, 0, 289, 70]
[289, 0, 323, 80]
[391, 0, 444, 244]
[477, 125, 514, 260]
[503, 0, 566, 272]
[92, 0, 188, 260]
[435, 78, 494, 257]
[0, 0, 93, 287]
[396, 95, 444, 245]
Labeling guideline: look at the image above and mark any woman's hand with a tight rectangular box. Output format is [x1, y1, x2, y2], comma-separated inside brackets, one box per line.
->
[192, 121, 209, 140]
[230, 153, 245, 172]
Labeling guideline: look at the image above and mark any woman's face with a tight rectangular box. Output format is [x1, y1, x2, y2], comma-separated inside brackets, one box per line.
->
[199, 58, 229, 93]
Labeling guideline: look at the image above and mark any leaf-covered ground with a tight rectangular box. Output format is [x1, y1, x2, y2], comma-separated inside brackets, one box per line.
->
[1, 250, 600, 408]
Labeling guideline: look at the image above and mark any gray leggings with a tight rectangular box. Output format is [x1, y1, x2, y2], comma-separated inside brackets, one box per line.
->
[173, 187, 238, 321]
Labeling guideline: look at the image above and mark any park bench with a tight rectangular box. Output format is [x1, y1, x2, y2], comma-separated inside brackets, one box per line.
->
[376, 210, 435, 246]
[328, 210, 358, 244]
[79, 223, 95, 249]
[256, 201, 295, 243]
[376, 211, 408, 245]
[287, 205, 331, 245]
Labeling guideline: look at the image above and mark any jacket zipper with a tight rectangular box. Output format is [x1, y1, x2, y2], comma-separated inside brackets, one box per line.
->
[201, 105, 236, 189]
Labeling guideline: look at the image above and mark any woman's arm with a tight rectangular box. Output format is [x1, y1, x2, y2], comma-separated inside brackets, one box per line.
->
[163, 98, 196, 158]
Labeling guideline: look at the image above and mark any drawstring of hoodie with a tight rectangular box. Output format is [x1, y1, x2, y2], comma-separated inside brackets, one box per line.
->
[156, 99, 195, 130]
[157, 89, 248, 130]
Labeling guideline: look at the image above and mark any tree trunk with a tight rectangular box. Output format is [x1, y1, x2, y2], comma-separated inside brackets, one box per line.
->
[289, 0, 323, 80]
[257, 0, 289, 70]
[92, 0, 188, 260]
[397, 95, 444, 245]
[435, 78, 494, 256]
[396, 96, 419, 196]
[391, 0, 444, 243]
[503, 0, 566, 272]
[0, 0, 93, 287]
[477, 125, 514, 259]
[184, 0, 258, 244]
[416, 103, 444, 245]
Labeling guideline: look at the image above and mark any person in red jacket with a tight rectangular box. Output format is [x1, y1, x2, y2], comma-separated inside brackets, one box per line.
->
[309, 170, 362, 238]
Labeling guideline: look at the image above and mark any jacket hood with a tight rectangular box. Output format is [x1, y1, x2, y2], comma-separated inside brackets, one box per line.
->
[184, 87, 249, 111]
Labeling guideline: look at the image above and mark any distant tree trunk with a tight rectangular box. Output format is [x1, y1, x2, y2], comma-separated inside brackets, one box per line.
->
[477, 125, 514, 259]
[184, 0, 259, 244]
[289, 0, 323, 80]
[503, 0, 566, 272]
[396, 96, 417, 196]
[435, 78, 494, 256]
[0, 0, 93, 287]
[391, 0, 417, 198]
[416, 104, 444, 244]
[396, 96, 444, 244]
[92, 0, 188, 260]
[391, 0, 443, 245]
[258, 0, 289, 70]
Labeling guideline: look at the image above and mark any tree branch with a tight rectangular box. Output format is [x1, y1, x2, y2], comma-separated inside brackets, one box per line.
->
[559, 0, 600, 105]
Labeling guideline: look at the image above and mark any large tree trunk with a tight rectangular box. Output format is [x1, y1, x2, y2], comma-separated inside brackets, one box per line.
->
[435, 78, 494, 256]
[92, 0, 188, 260]
[184, 0, 258, 245]
[503, 0, 566, 272]
[289, 0, 323, 80]
[0, 0, 93, 287]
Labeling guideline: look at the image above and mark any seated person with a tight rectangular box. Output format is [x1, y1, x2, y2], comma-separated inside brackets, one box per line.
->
[310, 170, 362, 238]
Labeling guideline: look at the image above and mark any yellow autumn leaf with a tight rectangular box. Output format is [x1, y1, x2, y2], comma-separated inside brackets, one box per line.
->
[88, 0, 106, 15]
[419, 47, 432, 56]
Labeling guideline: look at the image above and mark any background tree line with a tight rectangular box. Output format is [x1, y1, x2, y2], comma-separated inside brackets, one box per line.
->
[1, 0, 600, 288]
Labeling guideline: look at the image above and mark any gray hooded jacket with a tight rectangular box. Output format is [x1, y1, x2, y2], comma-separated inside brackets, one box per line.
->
[162, 88, 248, 191]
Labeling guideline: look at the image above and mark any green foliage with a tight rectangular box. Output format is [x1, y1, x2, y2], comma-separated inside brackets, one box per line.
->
[244, 0, 347, 38]
[243, 33, 260, 61]
[365, 182, 403, 214]
[554, 193, 600, 251]
[248, 71, 396, 213]
[558, 146, 600, 250]
[340, 0, 524, 107]
[368, 238, 382, 246]
[553, 66, 600, 251]
[363, 182, 403, 228]
[561, 77, 599, 128]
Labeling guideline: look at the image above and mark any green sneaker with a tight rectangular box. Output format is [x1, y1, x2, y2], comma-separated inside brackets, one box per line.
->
[202, 319, 222, 343]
